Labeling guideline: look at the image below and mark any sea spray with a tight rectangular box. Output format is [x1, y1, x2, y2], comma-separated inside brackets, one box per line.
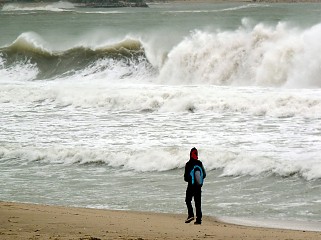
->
[2, 22, 321, 86]
[158, 21, 321, 88]
[0, 53, 39, 83]
[285, 23, 321, 87]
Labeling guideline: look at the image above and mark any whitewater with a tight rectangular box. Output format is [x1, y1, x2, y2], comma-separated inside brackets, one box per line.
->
[1, 1, 321, 230]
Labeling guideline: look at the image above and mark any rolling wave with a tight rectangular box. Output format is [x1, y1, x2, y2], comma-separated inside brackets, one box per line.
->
[1, 146, 320, 180]
[1, 83, 321, 118]
[0, 32, 151, 80]
[1, 21, 321, 86]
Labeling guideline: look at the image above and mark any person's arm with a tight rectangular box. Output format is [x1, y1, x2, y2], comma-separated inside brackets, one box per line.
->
[184, 163, 189, 182]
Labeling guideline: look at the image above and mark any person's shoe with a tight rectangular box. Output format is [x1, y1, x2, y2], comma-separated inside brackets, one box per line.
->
[185, 216, 194, 223]
[194, 220, 202, 225]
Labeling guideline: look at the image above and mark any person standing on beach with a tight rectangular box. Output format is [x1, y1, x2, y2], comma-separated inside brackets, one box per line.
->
[184, 147, 206, 225]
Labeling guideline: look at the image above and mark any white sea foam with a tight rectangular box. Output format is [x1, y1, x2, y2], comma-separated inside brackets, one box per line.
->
[0, 54, 39, 83]
[76, 10, 126, 15]
[1, 82, 321, 118]
[163, 4, 264, 14]
[158, 21, 321, 88]
[0, 146, 186, 171]
[2, 1, 75, 12]
[220, 217, 321, 232]
[3, 22, 321, 88]
[1, 146, 321, 180]
[208, 150, 321, 180]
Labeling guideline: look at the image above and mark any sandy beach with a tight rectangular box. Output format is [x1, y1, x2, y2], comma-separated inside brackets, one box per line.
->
[0, 201, 320, 240]
[1, 1, 321, 240]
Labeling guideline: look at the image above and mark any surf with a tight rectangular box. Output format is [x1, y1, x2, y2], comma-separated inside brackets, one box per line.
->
[2, 20, 321, 88]
[158, 20, 321, 88]
[1, 1, 75, 12]
[0, 32, 152, 80]
[1, 144, 321, 180]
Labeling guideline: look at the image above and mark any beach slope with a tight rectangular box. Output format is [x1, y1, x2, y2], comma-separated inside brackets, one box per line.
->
[0, 201, 320, 240]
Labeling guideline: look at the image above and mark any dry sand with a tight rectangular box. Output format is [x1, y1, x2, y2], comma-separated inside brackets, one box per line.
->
[1, 201, 321, 240]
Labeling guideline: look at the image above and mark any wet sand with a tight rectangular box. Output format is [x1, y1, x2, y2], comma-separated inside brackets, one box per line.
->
[1, 201, 320, 240]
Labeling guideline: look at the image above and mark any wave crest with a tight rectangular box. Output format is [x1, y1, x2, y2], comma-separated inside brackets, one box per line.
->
[2, 22, 321, 87]
[1, 146, 321, 180]
[206, 150, 321, 181]
[0, 32, 151, 80]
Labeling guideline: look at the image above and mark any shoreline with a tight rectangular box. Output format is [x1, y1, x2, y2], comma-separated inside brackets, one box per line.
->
[1, 201, 321, 240]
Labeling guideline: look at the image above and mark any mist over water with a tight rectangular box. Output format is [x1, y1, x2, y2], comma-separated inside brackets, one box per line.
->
[1, 2, 321, 229]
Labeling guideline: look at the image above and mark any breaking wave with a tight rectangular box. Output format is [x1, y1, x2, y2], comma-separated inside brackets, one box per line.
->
[1, 1, 75, 12]
[1, 146, 321, 180]
[1, 23, 321, 117]
[158, 20, 321, 88]
[1, 83, 321, 118]
[2, 21, 321, 87]
[0, 32, 153, 80]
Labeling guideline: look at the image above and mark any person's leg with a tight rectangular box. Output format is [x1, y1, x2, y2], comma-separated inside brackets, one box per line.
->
[194, 188, 202, 224]
[185, 187, 194, 222]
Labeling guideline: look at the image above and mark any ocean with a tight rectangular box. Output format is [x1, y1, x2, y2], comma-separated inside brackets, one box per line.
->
[1, 1, 321, 230]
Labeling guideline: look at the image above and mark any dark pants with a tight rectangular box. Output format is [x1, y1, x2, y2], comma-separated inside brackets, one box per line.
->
[185, 185, 202, 222]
